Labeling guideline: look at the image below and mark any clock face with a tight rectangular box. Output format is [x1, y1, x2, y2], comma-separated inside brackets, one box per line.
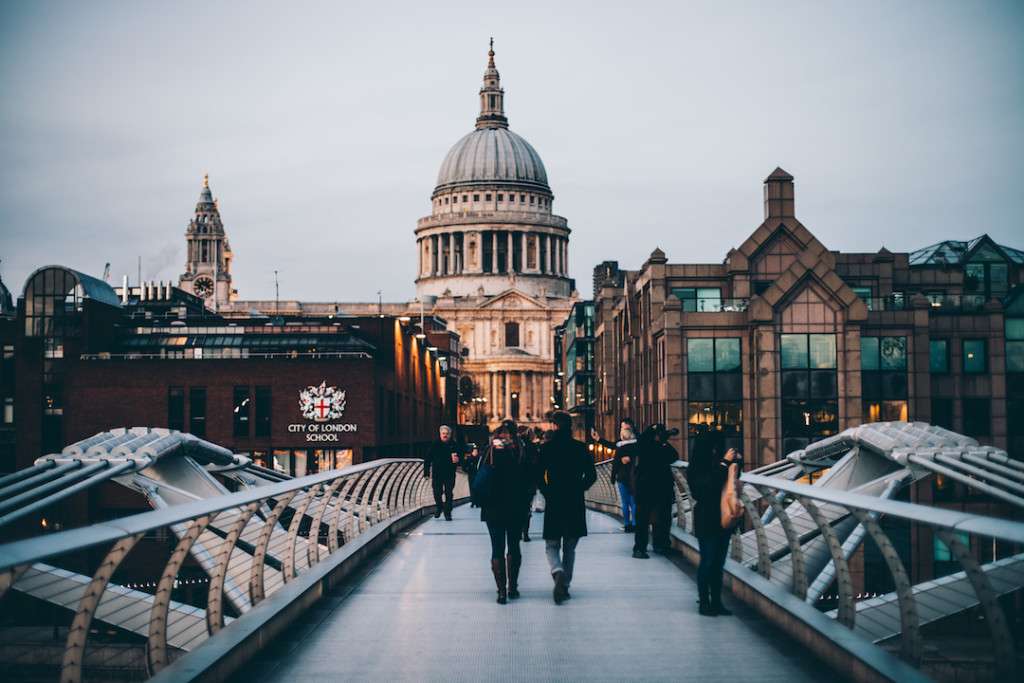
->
[194, 276, 215, 299]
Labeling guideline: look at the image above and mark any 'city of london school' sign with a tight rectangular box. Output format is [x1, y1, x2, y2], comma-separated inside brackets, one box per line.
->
[289, 381, 357, 441]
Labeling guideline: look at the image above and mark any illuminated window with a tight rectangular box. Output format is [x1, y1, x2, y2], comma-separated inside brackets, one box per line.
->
[686, 338, 742, 453]
[962, 339, 986, 373]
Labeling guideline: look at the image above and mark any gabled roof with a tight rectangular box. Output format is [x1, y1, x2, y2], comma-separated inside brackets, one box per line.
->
[908, 234, 1024, 266]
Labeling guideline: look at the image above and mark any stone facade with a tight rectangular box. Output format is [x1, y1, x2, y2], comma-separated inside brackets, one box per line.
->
[593, 168, 1024, 468]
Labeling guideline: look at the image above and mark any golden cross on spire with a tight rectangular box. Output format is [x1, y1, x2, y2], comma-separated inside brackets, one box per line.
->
[203, 173, 209, 189]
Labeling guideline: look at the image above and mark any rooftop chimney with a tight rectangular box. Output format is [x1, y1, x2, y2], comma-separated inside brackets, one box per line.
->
[763, 167, 795, 220]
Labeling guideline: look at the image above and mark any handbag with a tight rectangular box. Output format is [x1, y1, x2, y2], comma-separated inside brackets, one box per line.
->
[720, 463, 743, 529]
[471, 450, 497, 508]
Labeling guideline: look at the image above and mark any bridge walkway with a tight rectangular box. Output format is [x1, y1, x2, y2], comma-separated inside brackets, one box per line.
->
[232, 504, 832, 682]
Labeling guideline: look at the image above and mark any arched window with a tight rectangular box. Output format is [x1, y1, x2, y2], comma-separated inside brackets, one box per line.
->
[505, 321, 520, 347]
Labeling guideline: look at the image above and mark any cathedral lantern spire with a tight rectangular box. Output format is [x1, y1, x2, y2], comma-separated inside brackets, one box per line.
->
[476, 38, 508, 129]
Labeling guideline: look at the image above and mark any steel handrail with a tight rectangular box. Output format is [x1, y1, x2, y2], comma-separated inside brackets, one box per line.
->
[0, 457, 421, 571]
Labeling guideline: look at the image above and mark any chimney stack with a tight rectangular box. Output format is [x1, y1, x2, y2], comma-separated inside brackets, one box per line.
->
[764, 167, 795, 220]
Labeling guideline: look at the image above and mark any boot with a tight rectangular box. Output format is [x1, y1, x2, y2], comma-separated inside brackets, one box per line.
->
[522, 529, 531, 542]
[491, 559, 507, 604]
[506, 554, 521, 599]
[710, 594, 732, 616]
[552, 569, 568, 604]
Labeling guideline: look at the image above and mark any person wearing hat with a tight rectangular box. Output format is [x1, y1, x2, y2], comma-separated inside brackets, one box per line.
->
[632, 423, 680, 559]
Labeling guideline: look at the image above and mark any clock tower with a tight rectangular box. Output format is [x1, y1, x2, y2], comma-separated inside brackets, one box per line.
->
[179, 174, 234, 308]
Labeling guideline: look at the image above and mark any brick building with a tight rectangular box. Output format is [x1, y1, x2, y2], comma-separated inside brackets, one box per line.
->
[593, 168, 1024, 468]
[5, 266, 454, 483]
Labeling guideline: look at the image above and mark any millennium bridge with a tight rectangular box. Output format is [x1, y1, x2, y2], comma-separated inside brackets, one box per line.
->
[0, 423, 1021, 682]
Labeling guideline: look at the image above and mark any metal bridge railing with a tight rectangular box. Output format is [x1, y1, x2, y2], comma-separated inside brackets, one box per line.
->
[585, 458, 1024, 678]
[0, 459, 464, 683]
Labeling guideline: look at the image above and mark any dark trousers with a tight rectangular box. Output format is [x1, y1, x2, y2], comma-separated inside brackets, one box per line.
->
[697, 529, 732, 605]
[432, 474, 455, 516]
[634, 497, 671, 552]
[486, 521, 523, 561]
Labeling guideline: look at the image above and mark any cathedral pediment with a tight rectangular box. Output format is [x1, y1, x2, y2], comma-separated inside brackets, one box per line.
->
[477, 289, 548, 310]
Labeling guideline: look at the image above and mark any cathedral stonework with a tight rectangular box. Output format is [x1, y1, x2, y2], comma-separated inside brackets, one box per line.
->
[417, 43, 577, 427]
[179, 174, 235, 308]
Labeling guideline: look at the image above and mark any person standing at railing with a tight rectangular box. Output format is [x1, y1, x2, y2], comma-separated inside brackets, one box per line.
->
[687, 428, 737, 617]
[479, 420, 532, 604]
[423, 425, 462, 521]
[632, 423, 679, 559]
[539, 410, 597, 604]
[591, 419, 639, 533]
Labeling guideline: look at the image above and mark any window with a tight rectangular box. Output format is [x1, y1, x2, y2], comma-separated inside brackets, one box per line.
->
[529, 195, 535, 204]
[505, 321, 520, 347]
[462, 195, 468, 203]
[519, 194, 525, 202]
[962, 340, 986, 373]
[929, 340, 949, 374]
[931, 398, 954, 430]
[3, 397, 12, 425]
[168, 387, 185, 431]
[1007, 319, 1024, 374]
[497, 194, 503, 202]
[686, 338, 742, 453]
[781, 334, 838, 451]
[255, 386, 272, 438]
[473, 194, 480, 202]
[963, 399, 990, 437]
[485, 193, 491, 201]
[233, 386, 250, 438]
[861, 337, 907, 422]
[861, 336, 906, 371]
[189, 387, 207, 437]
[672, 287, 722, 312]
[852, 286, 873, 310]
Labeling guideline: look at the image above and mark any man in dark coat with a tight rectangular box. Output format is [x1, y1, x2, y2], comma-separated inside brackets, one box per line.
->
[539, 410, 597, 604]
[423, 425, 462, 520]
[632, 424, 680, 559]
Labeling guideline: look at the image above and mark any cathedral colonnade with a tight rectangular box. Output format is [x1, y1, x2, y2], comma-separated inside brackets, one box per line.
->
[482, 369, 550, 422]
[417, 229, 569, 278]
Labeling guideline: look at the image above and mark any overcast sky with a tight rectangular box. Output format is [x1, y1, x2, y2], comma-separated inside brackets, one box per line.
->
[1, 1, 1022, 302]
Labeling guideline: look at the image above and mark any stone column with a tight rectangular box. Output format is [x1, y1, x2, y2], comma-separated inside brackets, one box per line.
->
[534, 233, 541, 273]
[546, 235, 552, 274]
[562, 239, 568, 276]
[507, 232, 514, 273]
[447, 233, 455, 275]
[491, 231, 498, 273]
[504, 371, 511, 420]
[521, 232, 528, 272]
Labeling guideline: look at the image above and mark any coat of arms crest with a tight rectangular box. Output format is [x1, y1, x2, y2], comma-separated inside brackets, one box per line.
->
[299, 381, 346, 422]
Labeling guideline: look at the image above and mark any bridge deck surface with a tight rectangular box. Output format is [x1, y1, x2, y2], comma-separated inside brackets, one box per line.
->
[234, 504, 831, 682]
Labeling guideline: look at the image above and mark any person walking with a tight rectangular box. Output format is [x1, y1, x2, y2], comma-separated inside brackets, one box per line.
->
[539, 410, 597, 604]
[479, 421, 532, 604]
[592, 419, 639, 532]
[632, 423, 679, 559]
[687, 429, 737, 616]
[423, 425, 461, 520]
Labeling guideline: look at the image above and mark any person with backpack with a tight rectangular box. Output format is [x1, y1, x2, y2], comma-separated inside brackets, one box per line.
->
[477, 420, 532, 604]
[539, 410, 597, 604]
[632, 423, 679, 558]
[687, 428, 739, 616]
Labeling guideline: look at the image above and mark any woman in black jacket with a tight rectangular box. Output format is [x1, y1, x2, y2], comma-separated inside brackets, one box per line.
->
[480, 420, 532, 604]
[686, 429, 737, 616]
